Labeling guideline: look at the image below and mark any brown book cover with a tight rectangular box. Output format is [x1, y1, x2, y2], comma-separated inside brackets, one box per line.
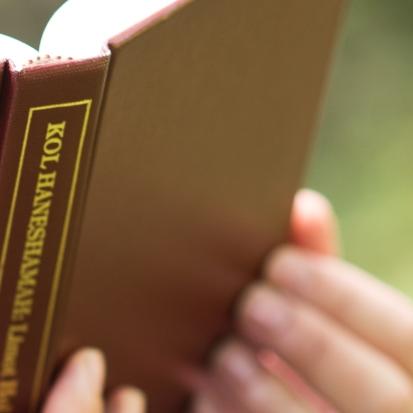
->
[0, 0, 344, 411]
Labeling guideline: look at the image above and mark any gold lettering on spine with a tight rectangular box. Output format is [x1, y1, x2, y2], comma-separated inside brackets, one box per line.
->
[0, 121, 65, 412]
[0, 379, 17, 412]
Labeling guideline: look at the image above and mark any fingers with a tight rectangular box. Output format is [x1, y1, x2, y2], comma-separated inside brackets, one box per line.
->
[256, 350, 337, 412]
[266, 247, 413, 373]
[238, 284, 413, 413]
[42, 348, 105, 413]
[290, 190, 340, 256]
[106, 387, 146, 413]
[207, 340, 315, 413]
[43, 349, 145, 413]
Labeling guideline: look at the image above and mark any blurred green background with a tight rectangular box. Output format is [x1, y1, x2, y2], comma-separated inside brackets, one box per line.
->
[0, 1, 412, 295]
[308, 1, 413, 296]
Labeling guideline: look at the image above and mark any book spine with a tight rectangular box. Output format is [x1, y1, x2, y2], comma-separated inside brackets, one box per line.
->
[0, 55, 110, 413]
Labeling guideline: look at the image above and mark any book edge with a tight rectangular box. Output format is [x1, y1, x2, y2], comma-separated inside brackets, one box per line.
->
[0, 55, 111, 412]
[108, 0, 194, 50]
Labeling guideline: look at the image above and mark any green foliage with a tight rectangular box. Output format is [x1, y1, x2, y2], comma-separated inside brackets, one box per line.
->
[308, 0, 413, 294]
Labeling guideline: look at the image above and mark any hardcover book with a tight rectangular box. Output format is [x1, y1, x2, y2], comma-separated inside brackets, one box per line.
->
[0, 0, 344, 411]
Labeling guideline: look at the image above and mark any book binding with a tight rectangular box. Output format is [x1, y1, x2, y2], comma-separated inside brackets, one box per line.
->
[0, 54, 110, 413]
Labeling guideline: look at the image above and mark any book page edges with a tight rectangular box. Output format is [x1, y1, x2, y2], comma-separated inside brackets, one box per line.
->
[0, 0, 189, 66]
[6, 47, 111, 73]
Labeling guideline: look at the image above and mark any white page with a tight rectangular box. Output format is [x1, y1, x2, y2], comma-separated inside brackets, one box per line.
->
[40, 0, 180, 58]
[0, 0, 180, 65]
[0, 34, 37, 62]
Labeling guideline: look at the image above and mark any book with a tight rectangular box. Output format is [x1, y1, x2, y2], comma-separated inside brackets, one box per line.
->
[0, 0, 344, 411]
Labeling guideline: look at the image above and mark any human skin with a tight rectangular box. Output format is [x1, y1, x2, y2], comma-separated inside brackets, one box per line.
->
[42, 190, 413, 413]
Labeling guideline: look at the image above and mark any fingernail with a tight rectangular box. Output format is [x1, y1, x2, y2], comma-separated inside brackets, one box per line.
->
[191, 395, 219, 413]
[241, 287, 292, 342]
[296, 189, 334, 224]
[215, 342, 259, 388]
[266, 248, 312, 294]
[64, 348, 105, 395]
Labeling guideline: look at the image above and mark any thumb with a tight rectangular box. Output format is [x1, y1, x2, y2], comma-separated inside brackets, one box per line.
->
[290, 189, 340, 256]
[42, 348, 105, 413]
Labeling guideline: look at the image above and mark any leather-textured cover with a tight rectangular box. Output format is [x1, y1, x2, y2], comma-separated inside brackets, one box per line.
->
[0, 55, 110, 413]
[51, 0, 344, 412]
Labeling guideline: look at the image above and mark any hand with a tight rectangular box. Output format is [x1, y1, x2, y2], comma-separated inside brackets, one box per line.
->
[42, 349, 145, 413]
[193, 190, 413, 413]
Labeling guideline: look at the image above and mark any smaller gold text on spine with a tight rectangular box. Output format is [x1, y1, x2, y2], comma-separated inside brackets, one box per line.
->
[0, 121, 66, 412]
